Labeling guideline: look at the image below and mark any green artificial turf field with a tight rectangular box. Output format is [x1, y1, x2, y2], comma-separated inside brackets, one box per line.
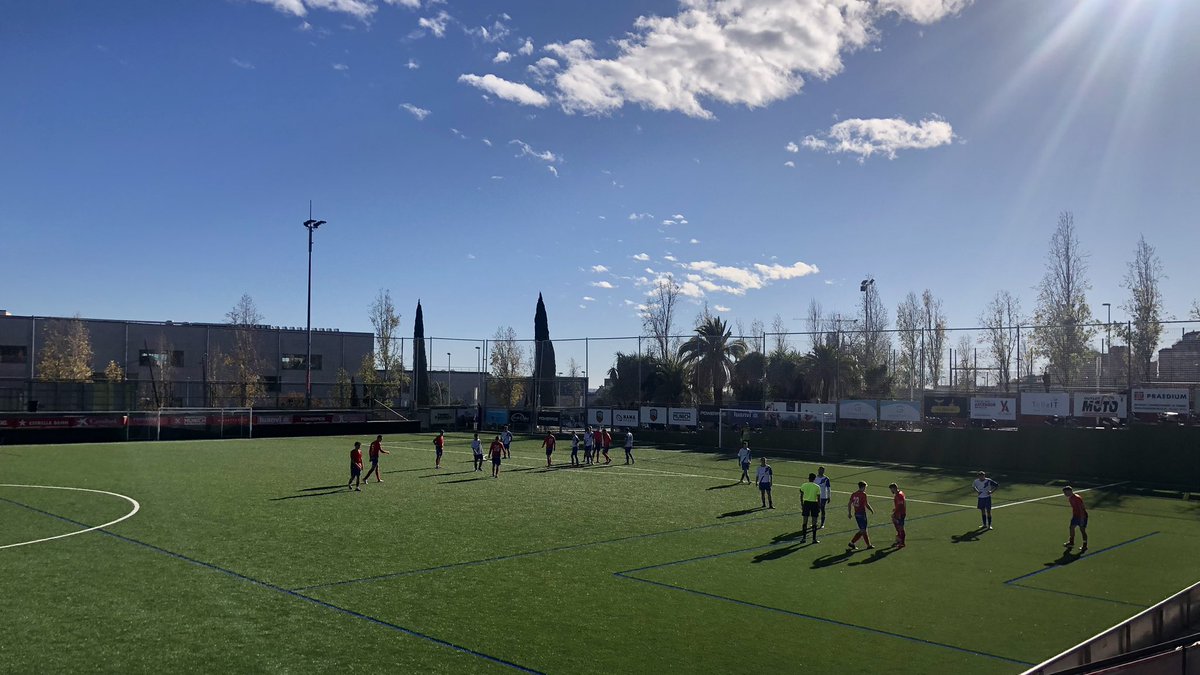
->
[2, 432, 1198, 674]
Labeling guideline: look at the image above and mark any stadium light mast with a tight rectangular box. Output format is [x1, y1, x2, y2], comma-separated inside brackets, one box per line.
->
[304, 203, 327, 409]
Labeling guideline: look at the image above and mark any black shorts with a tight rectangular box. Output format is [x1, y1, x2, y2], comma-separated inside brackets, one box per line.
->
[802, 501, 820, 517]
[492, 457, 502, 465]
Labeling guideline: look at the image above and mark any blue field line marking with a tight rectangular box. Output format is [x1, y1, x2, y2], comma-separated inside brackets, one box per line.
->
[292, 507, 805, 592]
[1002, 532, 1160, 585]
[0, 497, 545, 675]
[615, 573, 1034, 667]
[617, 506, 967, 577]
[1007, 583, 1150, 609]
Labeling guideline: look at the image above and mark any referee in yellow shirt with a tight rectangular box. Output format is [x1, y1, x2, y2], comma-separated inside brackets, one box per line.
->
[799, 473, 823, 543]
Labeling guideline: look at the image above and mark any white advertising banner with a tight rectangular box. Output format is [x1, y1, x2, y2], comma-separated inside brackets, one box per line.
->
[839, 400, 878, 421]
[1021, 392, 1071, 417]
[970, 397, 1017, 421]
[667, 407, 698, 426]
[431, 409, 455, 425]
[879, 400, 922, 422]
[587, 408, 612, 426]
[766, 401, 789, 412]
[1073, 393, 1127, 417]
[1131, 388, 1190, 414]
[640, 406, 667, 425]
[612, 409, 639, 426]
[800, 403, 837, 421]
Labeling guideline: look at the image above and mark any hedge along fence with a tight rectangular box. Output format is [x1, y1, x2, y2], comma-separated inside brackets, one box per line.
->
[637, 427, 1200, 488]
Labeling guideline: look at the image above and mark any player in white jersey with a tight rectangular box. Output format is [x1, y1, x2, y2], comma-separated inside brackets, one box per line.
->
[736, 441, 752, 484]
[755, 458, 774, 509]
[973, 471, 999, 529]
[815, 466, 832, 529]
[471, 433, 484, 472]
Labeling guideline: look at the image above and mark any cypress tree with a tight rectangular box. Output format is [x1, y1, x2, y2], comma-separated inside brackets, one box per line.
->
[413, 301, 429, 407]
[534, 293, 557, 407]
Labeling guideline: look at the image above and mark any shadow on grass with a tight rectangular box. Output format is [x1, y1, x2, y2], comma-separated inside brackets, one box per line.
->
[381, 468, 435, 475]
[811, 550, 856, 569]
[950, 528, 986, 543]
[752, 543, 807, 563]
[718, 507, 763, 519]
[706, 483, 742, 491]
[848, 545, 900, 566]
[270, 489, 345, 501]
[441, 476, 490, 484]
[1043, 550, 1082, 568]
[421, 470, 477, 478]
[772, 530, 810, 543]
[299, 485, 346, 492]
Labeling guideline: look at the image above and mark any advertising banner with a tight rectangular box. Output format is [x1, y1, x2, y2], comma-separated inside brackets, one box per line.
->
[640, 406, 667, 426]
[697, 406, 721, 427]
[839, 400, 878, 421]
[430, 409, 455, 426]
[970, 397, 1017, 421]
[0, 415, 124, 429]
[878, 400, 922, 422]
[1020, 392, 1070, 417]
[726, 409, 765, 426]
[485, 409, 509, 426]
[1131, 388, 1190, 414]
[587, 408, 612, 426]
[924, 396, 971, 419]
[612, 409, 639, 427]
[536, 410, 561, 427]
[667, 407, 698, 426]
[508, 410, 532, 426]
[799, 403, 837, 421]
[766, 401, 789, 413]
[1073, 393, 1126, 417]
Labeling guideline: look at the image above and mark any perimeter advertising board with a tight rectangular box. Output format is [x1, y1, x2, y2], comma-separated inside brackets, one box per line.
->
[668, 408, 698, 426]
[1020, 392, 1070, 417]
[839, 400, 878, 421]
[799, 403, 837, 421]
[613, 409, 639, 426]
[587, 408, 612, 426]
[536, 410, 561, 427]
[640, 406, 667, 426]
[924, 396, 971, 419]
[970, 397, 1016, 421]
[878, 400, 921, 422]
[1131, 388, 1190, 414]
[1073, 393, 1126, 417]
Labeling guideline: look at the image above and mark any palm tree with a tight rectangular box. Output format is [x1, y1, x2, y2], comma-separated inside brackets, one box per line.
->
[678, 316, 747, 406]
[804, 343, 861, 402]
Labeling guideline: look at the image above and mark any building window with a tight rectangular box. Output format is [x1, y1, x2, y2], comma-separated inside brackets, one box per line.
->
[281, 354, 322, 371]
[139, 350, 185, 367]
[263, 376, 281, 393]
[0, 346, 28, 364]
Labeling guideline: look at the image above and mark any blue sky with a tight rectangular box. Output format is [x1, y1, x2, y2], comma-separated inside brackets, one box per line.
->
[3, 0, 1199, 380]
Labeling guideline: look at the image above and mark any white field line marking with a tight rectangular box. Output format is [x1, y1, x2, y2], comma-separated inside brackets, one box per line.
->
[991, 481, 1127, 510]
[0, 484, 141, 550]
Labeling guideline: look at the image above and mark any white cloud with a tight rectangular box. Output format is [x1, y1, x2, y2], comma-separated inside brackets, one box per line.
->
[449, 127, 467, 139]
[518, 39, 534, 56]
[332, 62, 349, 71]
[632, 253, 650, 261]
[582, 296, 596, 302]
[784, 160, 795, 168]
[666, 258, 821, 297]
[418, 10, 451, 37]
[466, 252, 476, 259]
[482, 138, 492, 147]
[672, 213, 685, 220]
[623, 299, 636, 306]
[591, 265, 609, 273]
[785, 141, 799, 153]
[714, 305, 732, 312]
[466, 19, 511, 43]
[663, 255, 677, 262]
[493, 50, 512, 63]
[532, 0, 969, 118]
[689, 238, 700, 244]
[253, 0, 374, 20]
[628, 212, 653, 221]
[458, 73, 549, 107]
[547, 165, 559, 177]
[591, 281, 616, 289]
[230, 58, 255, 70]
[802, 115, 955, 160]
[510, 139, 560, 163]
[753, 261, 820, 280]
[527, 57, 560, 83]
[405, 59, 420, 69]
[399, 102, 431, 120]
[490, 175, 504, 180]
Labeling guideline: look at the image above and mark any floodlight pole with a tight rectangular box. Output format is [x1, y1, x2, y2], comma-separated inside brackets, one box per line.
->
[304, 204, 327, 410]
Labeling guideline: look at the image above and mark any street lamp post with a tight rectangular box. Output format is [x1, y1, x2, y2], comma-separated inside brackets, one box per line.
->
[303, 208, 327, 409]
[446, 352, 451, 406]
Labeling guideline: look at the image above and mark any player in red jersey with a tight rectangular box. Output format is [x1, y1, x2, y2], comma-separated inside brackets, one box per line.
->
[889, 483, 906, 548]
[347, 441, 364, 491]
[601, 427, 612, 464]
[1063, 486, 1089, 552]
[489, 435, 505, 478]
[362, 435, 390, 483]
[542, 431, 556, 467]
[846, 481, 875, 550]
[433, 430, 445, 469]
[592, 427, 604, 464]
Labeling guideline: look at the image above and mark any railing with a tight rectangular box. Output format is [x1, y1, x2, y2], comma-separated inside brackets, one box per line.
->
[1024, 581, 1200, 674]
